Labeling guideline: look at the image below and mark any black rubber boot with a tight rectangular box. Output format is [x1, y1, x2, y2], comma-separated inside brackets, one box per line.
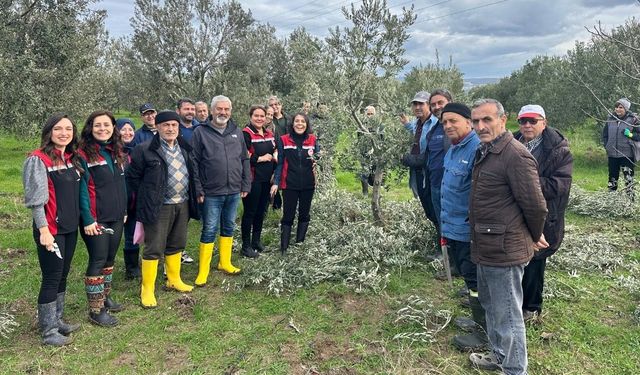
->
[452, 295, 489, 351]
[251, 230, 268, 253]
[124, 250, 141, 280]
[104, 296, 124, 313]
[295, 221, 310, 243]
[280, 224, 292, 255]
[55, 292, 80, 336]
[89, 307, 118, 327]
[241, 225, 258, 258]
[38, 301, 73, 346]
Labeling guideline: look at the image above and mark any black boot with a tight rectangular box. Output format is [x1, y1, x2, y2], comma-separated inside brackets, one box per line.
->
[241, 227, 259, 258]
[85, 276, 118, 327]
[280, 224, 292, 255]
[55, 292, 80, 336]
[38, 301, 73, 346]
[452, 294, 489, 351]
[124, 250, 141, 280]
[251, 230, 268, 253]
[103, 267, 123, 313]
[295, 221, 310, 243]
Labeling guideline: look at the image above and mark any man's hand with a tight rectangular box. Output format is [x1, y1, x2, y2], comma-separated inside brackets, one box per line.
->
[270, 184, 278, 198]
[240, 191, 248, 198]
[197, 195, 204, 204]
[258, 154, 273, 163]
[533, 233, 549, 250]
[399, 113, 409, 125]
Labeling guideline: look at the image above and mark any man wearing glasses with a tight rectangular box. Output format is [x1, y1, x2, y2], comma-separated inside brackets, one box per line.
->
[131, 103, 157, 147]
[514, 105, 573, 323]
[602, 98, 640, 197]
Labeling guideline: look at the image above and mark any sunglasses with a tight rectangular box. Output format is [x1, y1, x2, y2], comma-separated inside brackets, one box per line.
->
[518, 118, 543, 126]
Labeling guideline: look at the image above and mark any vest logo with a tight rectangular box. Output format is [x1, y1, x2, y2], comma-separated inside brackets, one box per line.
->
[231, 134, 237, 138]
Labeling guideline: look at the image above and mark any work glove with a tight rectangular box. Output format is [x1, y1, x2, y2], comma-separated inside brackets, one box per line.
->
[623, 128, 633, 138]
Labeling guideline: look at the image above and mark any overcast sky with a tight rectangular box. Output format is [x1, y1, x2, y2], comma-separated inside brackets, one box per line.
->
[96, 0, 639, 78]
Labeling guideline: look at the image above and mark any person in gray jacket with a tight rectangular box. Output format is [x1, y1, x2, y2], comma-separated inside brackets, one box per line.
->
[602, 98, 639, 197]
[192, 95, 251, 286]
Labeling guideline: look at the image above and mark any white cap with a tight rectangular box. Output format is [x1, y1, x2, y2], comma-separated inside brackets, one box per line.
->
[518, 104, 545, 119]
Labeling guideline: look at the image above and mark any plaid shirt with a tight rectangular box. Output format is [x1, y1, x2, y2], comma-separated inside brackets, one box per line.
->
[160, 139, 189, 204]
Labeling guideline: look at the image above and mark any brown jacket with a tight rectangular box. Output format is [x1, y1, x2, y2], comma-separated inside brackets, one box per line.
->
[469, 132, 548, 267]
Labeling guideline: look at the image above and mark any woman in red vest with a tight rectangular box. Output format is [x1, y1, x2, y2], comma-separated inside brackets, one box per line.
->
[23, 113, 83, 346]
[78, 111, 127, 327]
[271, 113, 320, 255]
[241, 105, 277, 257]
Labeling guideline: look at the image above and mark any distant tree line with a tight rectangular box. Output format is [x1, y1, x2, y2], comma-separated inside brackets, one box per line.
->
[470, 18, 640, 130]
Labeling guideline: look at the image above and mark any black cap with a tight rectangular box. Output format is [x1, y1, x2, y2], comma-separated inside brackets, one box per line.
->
[441, 102, 471, 120]
[155, 111, 181, 125]
[139, 103, 156, 114]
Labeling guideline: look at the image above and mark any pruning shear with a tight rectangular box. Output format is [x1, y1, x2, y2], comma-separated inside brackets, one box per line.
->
[97, 225, 115, 235]
[52, 242, 62, 259]
[440, 237, 453, 288]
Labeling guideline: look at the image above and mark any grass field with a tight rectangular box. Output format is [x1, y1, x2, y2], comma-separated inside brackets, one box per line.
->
[0, 124, 638, 375]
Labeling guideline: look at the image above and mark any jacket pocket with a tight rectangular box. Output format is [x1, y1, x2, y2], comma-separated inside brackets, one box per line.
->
[474, 223, 506, 256]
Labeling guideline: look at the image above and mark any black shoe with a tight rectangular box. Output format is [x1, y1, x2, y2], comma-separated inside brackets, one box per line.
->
[280, 225, 292, 255]
[89, 308, 118, 327]
[453, 331, 489, 352]
[252, 241, 269, 253]
[241, 244, 259, 258]
[104, 296, 124, 313]
[454, 316, 478, 333]
[295, 221, 310, 243]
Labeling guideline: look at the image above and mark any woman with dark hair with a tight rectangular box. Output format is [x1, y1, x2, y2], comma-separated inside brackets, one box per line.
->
[271, 113, 320, 255]
[115, 118, 141, 279]
[23, 113, 83, 346]
[78, 110, 127, 327]
[240, 105, 277, 257]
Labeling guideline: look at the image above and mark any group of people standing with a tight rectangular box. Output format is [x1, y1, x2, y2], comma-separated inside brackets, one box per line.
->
[22, 95, 320, 345]
[400, 90, 573, 375]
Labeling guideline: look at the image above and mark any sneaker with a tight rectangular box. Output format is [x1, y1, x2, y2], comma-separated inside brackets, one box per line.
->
[469, 352, 502, 371]
[181, 252, 194, 264]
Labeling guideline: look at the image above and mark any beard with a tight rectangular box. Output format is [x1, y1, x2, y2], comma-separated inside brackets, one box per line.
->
[214, 115, 229, 126]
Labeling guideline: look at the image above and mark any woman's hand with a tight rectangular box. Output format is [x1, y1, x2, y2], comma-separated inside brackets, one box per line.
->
[258, 154, 273, 163]
[270, 184, 278, 198]
[39, 227, 55, 251]
[84, 222, 100, 236]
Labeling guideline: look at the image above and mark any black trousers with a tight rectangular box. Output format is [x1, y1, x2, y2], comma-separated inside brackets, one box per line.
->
[415, 168, 439, 232]
[241, 181, 271, 242]
[522, 257, 547, 313]
[446, 239, 476, 290]
[123, 209, 138, 253]
[281, 189, 314, 226]
[35, 229, 78, 304]
[608, 156, 634, 192]
[81, 220, 124, 276]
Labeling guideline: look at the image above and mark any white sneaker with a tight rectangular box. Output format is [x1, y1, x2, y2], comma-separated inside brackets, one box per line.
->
[181, 252, 194, 264]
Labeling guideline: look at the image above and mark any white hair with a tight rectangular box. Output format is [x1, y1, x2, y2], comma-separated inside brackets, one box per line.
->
[210, 95, 232, 109]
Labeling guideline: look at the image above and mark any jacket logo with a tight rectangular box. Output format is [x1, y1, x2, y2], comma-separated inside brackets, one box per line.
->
[231, 134, 237, 138]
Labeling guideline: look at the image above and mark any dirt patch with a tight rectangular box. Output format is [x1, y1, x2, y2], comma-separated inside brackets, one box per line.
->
[0, 248, 28, 272]
[163, 346, 191, 373]
[112, 352, 137, 367]
[308, 334, 361, 363]
[174, 294, 196, 318]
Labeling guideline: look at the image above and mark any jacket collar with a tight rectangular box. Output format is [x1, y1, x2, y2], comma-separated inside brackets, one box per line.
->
[149, 133, 193, 153]
[487, 131, 512, 154]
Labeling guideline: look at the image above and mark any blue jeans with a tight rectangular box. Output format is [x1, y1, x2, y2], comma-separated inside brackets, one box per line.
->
[430, 184, 441, 229]
[200, 194, 240, 243]
[477, 263, 528, 375]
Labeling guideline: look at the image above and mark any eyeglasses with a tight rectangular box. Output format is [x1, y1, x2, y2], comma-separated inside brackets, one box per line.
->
[518, 118, 543, 126]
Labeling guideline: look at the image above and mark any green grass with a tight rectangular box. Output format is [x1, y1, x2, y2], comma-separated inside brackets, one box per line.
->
[0, 131, 639, 374]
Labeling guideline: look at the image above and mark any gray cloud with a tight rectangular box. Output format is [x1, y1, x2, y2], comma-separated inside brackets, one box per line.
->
[93, 0, 639, 78]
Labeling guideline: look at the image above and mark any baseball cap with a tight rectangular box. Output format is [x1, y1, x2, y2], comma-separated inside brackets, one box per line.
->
[411, 91, 430, 104]
[139, 103, 156, 114]
[518, 104, 545, 119]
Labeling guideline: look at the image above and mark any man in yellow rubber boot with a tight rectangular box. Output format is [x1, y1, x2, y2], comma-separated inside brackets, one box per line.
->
[126, 111, 201, 307]
[192, 95, 251, 286]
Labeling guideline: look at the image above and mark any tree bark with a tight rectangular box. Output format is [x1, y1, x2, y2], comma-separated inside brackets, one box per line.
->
[371, 164, 384, 226]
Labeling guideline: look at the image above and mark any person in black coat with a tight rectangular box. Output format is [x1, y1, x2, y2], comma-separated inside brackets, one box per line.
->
[514, 104, 573, 320]
[126, 111, 200, 308]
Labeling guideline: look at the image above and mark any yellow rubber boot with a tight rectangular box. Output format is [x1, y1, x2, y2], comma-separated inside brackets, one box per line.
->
[165, 252, 194, 292]
[140, 259, 158, 308]
[217, 236, 241, 275]
[194, 242, 214, 286]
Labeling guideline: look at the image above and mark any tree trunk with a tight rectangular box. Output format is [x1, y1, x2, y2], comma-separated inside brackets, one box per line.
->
[371, 165, 384, 226]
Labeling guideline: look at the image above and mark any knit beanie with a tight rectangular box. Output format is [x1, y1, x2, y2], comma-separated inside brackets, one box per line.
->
[155, 111, 181, 125]
[441, 102, 472, 119]
[115, 118, 136, 131]
[616, 98, 631, 112]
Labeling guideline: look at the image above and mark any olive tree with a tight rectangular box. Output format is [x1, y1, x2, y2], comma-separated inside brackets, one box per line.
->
[324, 0, 416, 225]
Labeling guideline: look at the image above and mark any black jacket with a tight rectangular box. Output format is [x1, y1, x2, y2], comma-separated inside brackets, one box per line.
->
[126, 134, 200, 225]
[514, 127, 573, 259]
